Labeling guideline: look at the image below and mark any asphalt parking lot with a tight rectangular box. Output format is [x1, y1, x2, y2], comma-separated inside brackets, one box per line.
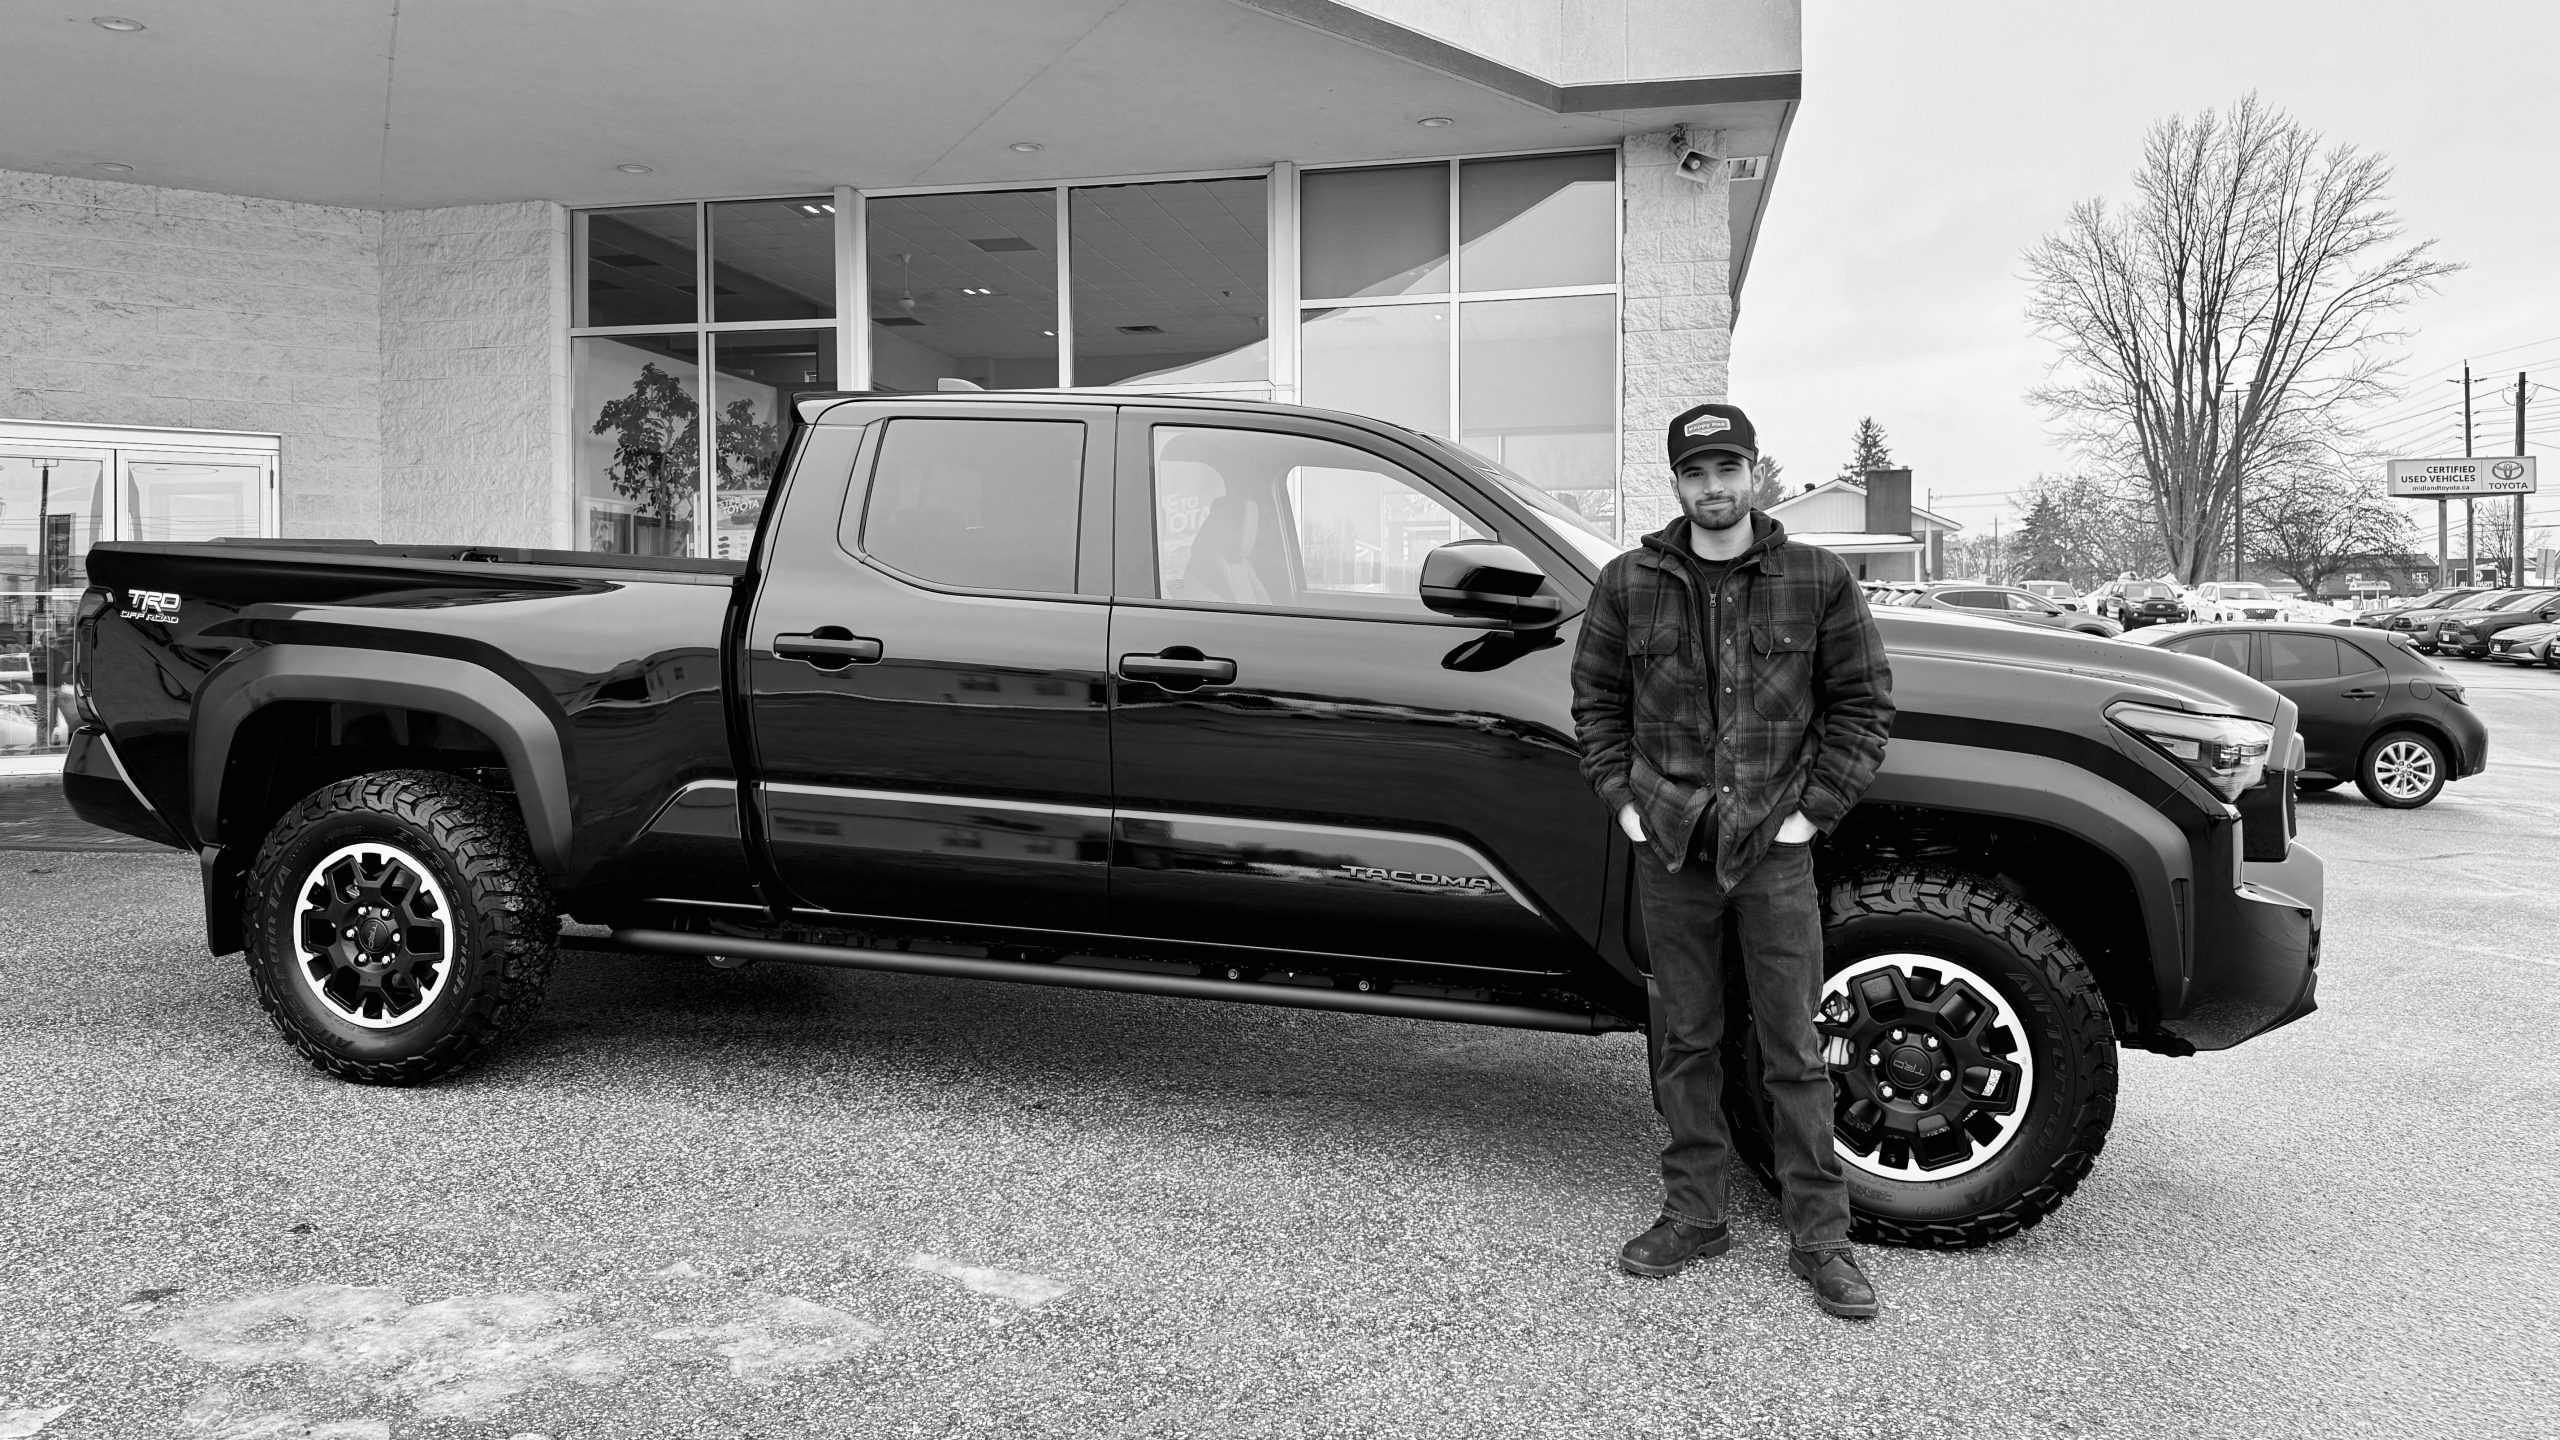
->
[3, 661, 2556, 1440]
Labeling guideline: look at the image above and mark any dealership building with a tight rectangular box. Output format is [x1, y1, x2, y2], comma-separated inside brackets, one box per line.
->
[0, 0, 1802, 758]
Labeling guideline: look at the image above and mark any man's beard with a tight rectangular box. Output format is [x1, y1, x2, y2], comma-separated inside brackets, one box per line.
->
[1686, 497, 1750, 531]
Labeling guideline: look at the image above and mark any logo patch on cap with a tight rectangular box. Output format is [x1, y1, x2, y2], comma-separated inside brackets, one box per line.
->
[1684, 415, 1735, 439]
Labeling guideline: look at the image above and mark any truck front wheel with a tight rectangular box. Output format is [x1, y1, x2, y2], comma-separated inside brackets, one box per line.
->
[243, 770, 559, 1085]
[1725, 868, 2118, 1248]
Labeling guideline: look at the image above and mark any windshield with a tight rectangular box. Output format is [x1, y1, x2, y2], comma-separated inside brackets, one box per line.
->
[2123, 583, 2174, 598]
[2488, 590, 2553, 611]
[1420, 436, 1628, 571]
[2221, 584, 2271, 600]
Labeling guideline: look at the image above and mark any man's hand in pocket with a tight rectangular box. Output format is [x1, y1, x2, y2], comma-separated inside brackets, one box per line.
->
[1617, 803, 1646, 844]
[1775, 811, 1818, 844]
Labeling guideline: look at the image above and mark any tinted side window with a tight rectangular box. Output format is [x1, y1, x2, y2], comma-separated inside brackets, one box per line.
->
[1939, 590, 1993, 609]
[2168, 632, 2251, 673]
[2336, 638, 2385, 675]
[1148, 426, 1487, 616]
[2265, 634, 2342, 681]
[2004, 591, 2052, 613]
[854, 419, 1083, 594]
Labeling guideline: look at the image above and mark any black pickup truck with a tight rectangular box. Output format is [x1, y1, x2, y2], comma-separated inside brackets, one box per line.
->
[64, 392, 2322, 1248]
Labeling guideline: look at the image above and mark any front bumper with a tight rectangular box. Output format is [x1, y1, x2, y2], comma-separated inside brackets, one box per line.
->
[2165, 843, 2323, 1051]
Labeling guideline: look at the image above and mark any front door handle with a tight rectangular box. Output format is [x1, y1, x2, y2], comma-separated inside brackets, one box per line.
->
[1117, 647, 1236, 686]
[775, 628, 884, 669]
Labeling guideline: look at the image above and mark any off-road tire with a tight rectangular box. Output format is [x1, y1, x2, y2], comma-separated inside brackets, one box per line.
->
[2354, 728, 2447, 809]
[244, 769, 558, 1085]
[1724, 867, 2117, 1249]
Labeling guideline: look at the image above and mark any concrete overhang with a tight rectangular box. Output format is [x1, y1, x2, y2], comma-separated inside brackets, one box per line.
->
[0, 0, 1797, 293]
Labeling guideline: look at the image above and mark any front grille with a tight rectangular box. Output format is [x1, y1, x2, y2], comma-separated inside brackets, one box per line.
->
[2237, 773, 2292, 862]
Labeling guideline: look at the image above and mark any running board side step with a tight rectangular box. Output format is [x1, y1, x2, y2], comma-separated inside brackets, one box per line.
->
[609, 927, 1623, 1034]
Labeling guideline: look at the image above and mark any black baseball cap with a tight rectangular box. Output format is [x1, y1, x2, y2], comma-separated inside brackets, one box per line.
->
[1667, 402, 1757, 467]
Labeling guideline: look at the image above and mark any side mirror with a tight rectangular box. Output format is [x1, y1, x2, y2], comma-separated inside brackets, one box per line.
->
[1419, 540, 1563, 627]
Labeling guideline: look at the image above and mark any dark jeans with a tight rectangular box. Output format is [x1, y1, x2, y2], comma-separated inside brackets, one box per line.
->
[1638, 836, 1852, 1252]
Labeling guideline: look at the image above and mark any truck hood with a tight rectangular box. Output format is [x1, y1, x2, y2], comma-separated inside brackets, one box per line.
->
[1878, 608, 2280, 721]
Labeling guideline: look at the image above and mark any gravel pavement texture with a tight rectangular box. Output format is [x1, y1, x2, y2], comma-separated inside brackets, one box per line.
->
[1, 662, 2554, 1438]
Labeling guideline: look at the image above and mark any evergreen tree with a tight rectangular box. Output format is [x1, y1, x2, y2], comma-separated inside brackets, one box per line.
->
[1837, 417, 1895, 481]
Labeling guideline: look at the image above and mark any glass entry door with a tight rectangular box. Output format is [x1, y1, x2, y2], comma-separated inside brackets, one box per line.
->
[0, 423, 279, 759]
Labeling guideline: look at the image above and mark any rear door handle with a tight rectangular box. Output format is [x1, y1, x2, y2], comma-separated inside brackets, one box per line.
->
[1117, 648, 1236, 686]
[775, 629, 884, 668]
[2337, 688, 2379, 699]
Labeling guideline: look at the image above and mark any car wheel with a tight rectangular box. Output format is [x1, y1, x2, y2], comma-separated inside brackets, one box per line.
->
[243, 769, 559, 1084]
[1722, 868, 2117, 1249]
[2355, 730, 2448, 809]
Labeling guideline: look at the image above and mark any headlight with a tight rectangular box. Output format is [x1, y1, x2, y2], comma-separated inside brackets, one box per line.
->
[2107, 702, 2273, 802]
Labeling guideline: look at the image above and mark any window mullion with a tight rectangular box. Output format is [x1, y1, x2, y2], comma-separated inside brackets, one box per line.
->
[1055, 186, 1073, 387]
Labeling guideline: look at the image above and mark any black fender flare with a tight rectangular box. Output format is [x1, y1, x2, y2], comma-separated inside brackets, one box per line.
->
[190, 643, 575, 876]
[1860, 738, 2196, 1013]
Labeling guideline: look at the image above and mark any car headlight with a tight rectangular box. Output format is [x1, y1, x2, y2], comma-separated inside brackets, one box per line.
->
[2107, 702, 2273, 802]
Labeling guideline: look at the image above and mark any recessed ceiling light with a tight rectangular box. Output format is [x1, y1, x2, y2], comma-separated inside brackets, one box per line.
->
[615, 163, 653, 175]
[1417, 116, 1454, 128]
[92, 162, 133, 173]
[92, 16, 146, 31]
[1009, 142, 1043, 153]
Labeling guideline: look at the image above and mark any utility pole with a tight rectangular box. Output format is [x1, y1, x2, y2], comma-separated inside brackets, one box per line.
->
[2463, 365, 2476, 585]
[2519, 373, 2531, 589]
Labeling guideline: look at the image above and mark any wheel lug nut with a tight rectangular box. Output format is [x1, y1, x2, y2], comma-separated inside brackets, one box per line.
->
[1924, 1036, 1939, 1049]
[1938, 1068, 1951, 1081]
[1867, 1051, 1880, 1067]
[1878, 1084, 1895, 1099]
[1916, 1092, 1932, 1107]
[1890, 1029, 1905, 1042]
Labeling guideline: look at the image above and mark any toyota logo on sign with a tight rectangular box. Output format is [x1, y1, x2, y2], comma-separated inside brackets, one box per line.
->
[2493, 460, 2525, 482]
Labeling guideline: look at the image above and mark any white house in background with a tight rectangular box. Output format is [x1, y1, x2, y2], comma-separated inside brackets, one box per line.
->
[1766, 475, 1962, 582]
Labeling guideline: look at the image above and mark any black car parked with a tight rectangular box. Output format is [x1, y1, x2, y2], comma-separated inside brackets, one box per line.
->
[2353, 587, 2481, 630]
[2087, 580, 2187, 628]
[2124, 624, 2487, 807]
[2395, 589, 2526, 653]
[2432, 589, 2560, 659]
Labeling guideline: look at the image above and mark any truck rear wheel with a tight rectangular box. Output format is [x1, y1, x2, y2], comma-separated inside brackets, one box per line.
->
[1724, 868, 2117, 1249]
[243, 770, 558, 1085]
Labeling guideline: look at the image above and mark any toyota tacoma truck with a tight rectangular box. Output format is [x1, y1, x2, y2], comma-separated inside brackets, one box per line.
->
[63, 392, 2323, 1248]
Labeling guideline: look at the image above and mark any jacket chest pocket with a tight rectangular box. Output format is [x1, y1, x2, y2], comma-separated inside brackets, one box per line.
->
[1750, 622, 1815, 721]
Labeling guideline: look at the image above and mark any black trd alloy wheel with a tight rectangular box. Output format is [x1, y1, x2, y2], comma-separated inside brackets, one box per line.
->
[244, 770, 559, 1084]
[2356, 729, 2447, 809]
[1724, 869, 2117, 1249]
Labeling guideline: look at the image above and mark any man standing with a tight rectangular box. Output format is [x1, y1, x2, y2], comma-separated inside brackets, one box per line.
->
[1570, 403, 1894, 1317]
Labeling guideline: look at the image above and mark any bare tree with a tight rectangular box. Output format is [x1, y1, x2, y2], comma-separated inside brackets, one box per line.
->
[2025, 95, 2460, 585]
[2245, 460, 2411, 595]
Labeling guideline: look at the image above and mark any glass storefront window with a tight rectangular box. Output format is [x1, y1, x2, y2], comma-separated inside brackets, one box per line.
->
[1069, 177, 1268, 387]
[1458, 294, 1618, 530]
[0, 455, 102, 756]
[574, 334, 701, 557]
[1299, 164, 1449, 300]
[124, 460, 266, 542]
[1299, 304, 1449, 437]
[1458, 151, 1615, 292]
[866, 190, 1059, 391]
[708, 198, 836, 323]
[580, 205, 699, 328]
[708, 329, 836, 560]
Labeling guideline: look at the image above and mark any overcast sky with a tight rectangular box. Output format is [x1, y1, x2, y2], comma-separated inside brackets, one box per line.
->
[1728, 0, 2560, 541]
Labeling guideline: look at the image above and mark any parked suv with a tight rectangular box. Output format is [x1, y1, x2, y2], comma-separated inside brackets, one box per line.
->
[2433, 589, 2560, 659]
[2087, 580, 2188, 628]
[2018, 580, 2082, 610]
[2393, 590, 2517, 652]
[1895, 582, 2122, 637]
[2125, 624, 2486, 808]
[64, 391, 2321, 1250]
[2188, 582, 2285, 623]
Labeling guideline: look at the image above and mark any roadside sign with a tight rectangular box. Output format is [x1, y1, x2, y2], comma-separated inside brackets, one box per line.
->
[2387, 456, 2538, 497]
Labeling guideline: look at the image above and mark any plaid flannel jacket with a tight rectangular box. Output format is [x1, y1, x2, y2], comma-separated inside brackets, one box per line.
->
[1570, 513, 1894, 887]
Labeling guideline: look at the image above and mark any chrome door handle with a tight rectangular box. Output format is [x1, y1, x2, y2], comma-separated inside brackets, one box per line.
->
[1117, 648, 1236, 686]
[775, 629, 884, 668]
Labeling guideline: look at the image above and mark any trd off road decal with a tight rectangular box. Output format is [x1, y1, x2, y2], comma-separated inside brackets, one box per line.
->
[120, 588, 181, 623]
